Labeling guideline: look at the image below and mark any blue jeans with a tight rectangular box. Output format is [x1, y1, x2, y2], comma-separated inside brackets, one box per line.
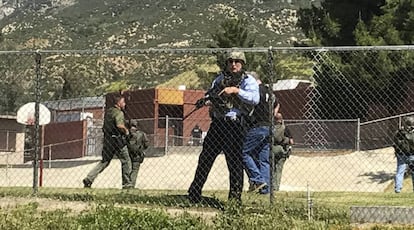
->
[395, 154, 414, 193]
[242, 126, 270, 193]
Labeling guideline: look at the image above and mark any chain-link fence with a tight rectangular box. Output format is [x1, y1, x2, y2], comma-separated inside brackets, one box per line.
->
[0, 46, 413, 211]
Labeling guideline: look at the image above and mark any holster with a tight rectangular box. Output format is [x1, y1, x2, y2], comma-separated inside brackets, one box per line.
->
[130, 151, 145, 163]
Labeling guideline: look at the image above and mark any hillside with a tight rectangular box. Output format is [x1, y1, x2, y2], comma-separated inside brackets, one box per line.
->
[0, 0, 317, 113]
[0, 0, 314, 50]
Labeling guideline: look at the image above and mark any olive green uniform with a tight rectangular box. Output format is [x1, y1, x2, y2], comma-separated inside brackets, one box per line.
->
[271, 123, 292, 191]
[127, 128, 149, 187]
[84, 106, 132, 188]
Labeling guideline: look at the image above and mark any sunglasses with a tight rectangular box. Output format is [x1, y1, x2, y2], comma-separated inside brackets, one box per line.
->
[227, 59, 243, 64]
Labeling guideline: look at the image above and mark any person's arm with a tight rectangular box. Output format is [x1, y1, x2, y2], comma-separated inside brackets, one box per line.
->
[285, 127, 294, 145]
[142, 132, 150, 149]
[118, 124, 129, 135]
[274, 102, 280, 115]
[114, 111, 129, 135]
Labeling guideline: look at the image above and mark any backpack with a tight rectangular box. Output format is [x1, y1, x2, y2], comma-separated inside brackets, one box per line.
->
[394, 129, 414, 154]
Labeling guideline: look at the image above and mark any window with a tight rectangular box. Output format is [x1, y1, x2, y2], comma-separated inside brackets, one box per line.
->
[0, 130, 16, 151]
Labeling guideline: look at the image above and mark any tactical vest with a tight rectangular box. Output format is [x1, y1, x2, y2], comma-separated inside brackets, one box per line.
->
[103, 107, 124, 136]
[250, 84, 275, 126]
[273, 123, 286, 145]
[209, 72, 255, 118]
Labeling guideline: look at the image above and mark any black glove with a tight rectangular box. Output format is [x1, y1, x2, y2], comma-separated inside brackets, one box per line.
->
[195, 98, 206, 109]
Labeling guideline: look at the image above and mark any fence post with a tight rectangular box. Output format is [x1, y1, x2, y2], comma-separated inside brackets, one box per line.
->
[307, 182, 313, 221]
[356, 118, 360, 151]
[48, 145, 52, 169]
[267, 47, 276, 205]
[6, 130, 9, 150]
[399, 116, 402, 129]
[33, 51, 42, 195]
[165, 115, 169, 154]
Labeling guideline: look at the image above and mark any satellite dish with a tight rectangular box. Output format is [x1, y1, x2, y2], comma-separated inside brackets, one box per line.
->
[16, 102, 51, 125]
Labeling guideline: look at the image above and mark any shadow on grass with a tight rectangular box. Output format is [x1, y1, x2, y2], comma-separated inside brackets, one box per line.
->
[77, 192, 226, 210]
[0, 188, 227, 211]
[154, 194, 225, 210]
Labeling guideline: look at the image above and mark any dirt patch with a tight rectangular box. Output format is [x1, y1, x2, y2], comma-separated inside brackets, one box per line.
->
[0, 197, 91, 213]
[0, 196, 218, 221]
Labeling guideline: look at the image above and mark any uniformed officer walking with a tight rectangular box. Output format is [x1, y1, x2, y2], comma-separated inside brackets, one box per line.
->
[82, 95, 133, 189]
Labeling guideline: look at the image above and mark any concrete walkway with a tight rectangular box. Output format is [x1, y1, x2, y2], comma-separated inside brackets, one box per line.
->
[0, 147, 396, 192]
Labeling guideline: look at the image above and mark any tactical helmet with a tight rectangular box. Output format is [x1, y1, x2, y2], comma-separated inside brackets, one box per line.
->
[227, 51, 246, 64]
[404, 116, 414, 128]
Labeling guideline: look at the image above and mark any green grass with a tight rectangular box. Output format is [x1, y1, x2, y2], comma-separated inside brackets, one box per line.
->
[1, 187, 414, 229]
[2, 187, 414, 209]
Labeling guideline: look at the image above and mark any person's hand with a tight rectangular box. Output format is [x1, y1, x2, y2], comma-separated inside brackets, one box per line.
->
[195, 98, 206, 109]
[125, 129, 130, 136]
[219, 86, 239, 95]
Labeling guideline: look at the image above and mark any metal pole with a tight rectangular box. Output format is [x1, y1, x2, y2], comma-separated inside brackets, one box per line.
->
[6, 131, 9, 151]
[165, 115, 169, 154]
[39, 148, 43, 187]
[6, 153, 9, 185]
[398, 117, 402, 129]
[356, 118, 360, 151]
[33, 51, 42, 194]
[267, 47, 276, 205]
[48, 145, 51, 169]
[307, 182, 312, 221]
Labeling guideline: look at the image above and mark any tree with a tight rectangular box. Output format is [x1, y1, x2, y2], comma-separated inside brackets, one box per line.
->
[208, 17, 314, 86]
[354, 0, 414, 45]
[297, 0, 386, 46]
[209, 17, 257, 69]
[208, 17, 277, 85]
[354, 0, 414, 117]
[0, 40, 34, 114]
[295, 0, 414, 120]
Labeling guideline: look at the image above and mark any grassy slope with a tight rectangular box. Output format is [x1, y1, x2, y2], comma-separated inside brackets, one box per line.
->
[2, 187, 414, 209]
[0, 0, 306, 50]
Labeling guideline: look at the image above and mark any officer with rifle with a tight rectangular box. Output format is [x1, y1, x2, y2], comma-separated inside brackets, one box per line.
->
[188, 51, 260, 203]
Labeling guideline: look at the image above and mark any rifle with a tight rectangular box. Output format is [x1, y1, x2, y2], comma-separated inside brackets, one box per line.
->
[183, 98, 206, 120]
[182, 71, 244, 120]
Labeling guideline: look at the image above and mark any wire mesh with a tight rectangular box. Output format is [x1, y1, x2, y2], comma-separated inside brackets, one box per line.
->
[0, 47, 413, 215]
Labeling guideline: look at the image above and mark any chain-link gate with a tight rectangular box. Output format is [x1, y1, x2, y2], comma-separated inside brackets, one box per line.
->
[0, 46, 413, 216]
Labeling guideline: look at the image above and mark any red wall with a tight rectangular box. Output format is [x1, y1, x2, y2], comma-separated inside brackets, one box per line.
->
[274, 82, 312, 120]
[42, 120, 86, 160]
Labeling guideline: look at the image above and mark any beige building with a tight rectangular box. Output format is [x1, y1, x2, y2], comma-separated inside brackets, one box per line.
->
[0, 115, 25, 165]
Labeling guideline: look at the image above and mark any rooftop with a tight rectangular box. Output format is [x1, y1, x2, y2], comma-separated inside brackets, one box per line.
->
[272, 79, 313, 91]
[43, 96, 105, 111]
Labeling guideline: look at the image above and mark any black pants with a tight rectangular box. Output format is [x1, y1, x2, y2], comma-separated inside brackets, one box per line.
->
[188, 118, 245, 201]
